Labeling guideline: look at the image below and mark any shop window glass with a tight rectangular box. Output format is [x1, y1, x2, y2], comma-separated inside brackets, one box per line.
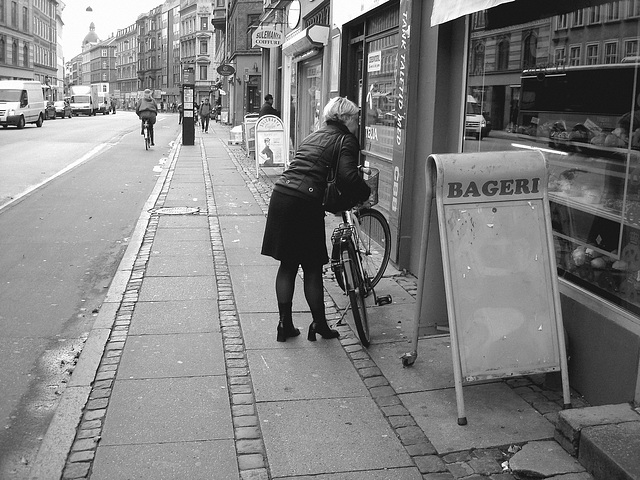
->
[362, 33, 397, 160]
[465, 1, 640, 317]
[297, 57, 322, 140]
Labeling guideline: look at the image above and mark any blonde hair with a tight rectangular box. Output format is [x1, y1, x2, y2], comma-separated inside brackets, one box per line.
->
[323, 97, 359, 125]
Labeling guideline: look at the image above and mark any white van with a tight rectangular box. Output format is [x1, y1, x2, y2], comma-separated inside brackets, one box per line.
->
[465, 95, 489, 140]
[0, 80, 46, 129]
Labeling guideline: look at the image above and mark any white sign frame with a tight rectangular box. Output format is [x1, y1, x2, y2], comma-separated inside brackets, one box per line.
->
[404, 150, 571, 425]
[255, 115, 286, 177]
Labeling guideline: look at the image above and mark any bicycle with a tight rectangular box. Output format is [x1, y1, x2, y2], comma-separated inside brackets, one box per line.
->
[143, 119, 151, 150]
[330, 167, 392, 347]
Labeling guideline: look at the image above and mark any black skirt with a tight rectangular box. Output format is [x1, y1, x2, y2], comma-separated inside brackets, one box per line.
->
[261, 189, 328, 266]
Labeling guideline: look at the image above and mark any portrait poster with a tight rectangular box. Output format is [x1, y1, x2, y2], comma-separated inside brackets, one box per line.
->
[255, 115, 286, 174]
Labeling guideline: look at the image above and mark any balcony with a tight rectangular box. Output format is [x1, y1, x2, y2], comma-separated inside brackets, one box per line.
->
[211, 8, 226, 29]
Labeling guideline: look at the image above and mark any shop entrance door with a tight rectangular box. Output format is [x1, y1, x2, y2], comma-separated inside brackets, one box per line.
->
[247, 85, 260, 113]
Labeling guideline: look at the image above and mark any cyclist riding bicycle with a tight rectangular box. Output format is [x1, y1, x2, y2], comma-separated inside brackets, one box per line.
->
[136, 89, 158, 146]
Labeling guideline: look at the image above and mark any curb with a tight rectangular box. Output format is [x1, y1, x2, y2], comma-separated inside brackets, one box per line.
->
[28, 137, 181, 480]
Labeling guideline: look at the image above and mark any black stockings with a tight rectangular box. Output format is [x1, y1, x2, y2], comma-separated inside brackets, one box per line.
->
[276, 261, 325, 322]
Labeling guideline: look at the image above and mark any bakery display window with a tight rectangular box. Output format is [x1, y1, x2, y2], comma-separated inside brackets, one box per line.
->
[465, 2, 640, 316]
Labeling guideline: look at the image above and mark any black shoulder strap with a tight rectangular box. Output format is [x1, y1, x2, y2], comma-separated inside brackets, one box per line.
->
[327, 135, 346, 182]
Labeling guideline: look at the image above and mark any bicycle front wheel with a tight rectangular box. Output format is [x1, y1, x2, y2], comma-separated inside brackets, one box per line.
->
[342, 243, 370, 347]
[356, 208, 391, 289]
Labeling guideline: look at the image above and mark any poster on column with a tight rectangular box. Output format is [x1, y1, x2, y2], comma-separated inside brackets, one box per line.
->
[255, 115, 285, 170]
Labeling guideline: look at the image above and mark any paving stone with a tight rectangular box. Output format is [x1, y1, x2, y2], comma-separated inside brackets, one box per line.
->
[508, 440, 585, 477]
[414, 455, 447, 473]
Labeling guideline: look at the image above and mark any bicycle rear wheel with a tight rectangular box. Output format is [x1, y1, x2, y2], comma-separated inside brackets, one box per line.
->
[356, 208, 391, 290]
[342, 242, 370, 347]
[145, 131, 150, 150]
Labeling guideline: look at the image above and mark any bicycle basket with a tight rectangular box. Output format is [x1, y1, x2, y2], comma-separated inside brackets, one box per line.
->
[362, 167, 379, 207]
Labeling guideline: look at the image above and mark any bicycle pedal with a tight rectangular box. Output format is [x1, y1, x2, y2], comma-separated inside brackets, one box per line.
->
[376, 295, 392, 306]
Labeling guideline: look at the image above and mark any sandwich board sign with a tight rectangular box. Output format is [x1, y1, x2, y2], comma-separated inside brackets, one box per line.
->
[255, 114, 286, 177]
[403, 150, 570, 425]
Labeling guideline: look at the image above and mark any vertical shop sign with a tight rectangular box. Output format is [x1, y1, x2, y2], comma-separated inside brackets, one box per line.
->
[389, 0, 411, 261]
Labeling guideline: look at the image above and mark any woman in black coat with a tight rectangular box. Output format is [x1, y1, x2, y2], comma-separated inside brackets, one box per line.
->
[261, 97, 371, 342]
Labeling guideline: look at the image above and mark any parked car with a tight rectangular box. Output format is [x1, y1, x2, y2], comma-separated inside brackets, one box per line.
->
[54, 100, 72, 119]
[44, 101, 57, 120]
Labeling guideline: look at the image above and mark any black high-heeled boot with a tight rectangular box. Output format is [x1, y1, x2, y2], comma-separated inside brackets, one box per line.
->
[307, 321, 340, 341]
[276, 302, 300, 342]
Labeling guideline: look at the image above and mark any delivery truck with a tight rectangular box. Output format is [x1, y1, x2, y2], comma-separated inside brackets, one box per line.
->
[69, 85, 99, 116]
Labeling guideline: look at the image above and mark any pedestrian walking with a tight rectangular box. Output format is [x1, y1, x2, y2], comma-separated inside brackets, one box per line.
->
[199, 97, 212, 133]
[258, 93, 280, 118]
[261, 97, 371, 342]
[178, 103, 183, 124]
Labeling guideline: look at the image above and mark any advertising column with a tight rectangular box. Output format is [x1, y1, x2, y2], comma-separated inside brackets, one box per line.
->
[182, 67, 195, 146]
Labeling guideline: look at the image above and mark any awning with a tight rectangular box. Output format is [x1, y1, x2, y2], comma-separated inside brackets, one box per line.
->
[431, 0, 614, 28]
[431, 0, 514, 27]
[282, 25, 330, 58]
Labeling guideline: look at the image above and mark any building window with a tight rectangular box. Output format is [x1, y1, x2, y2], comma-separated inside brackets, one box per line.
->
[0, 36, 4, 63]
[630, 0, 640, 17]
[102, 48, 107, 57]
[199, 64, 207, 80]
[497, 38, 509, 70]
[624, 39, 638, 59]
[11, 1, 16, 27]
[200, 16, 208, 30]
[22, 5, 26, 31]
[200, 40, 207, 55]
[606, 1, 620, 21]
[556, 14, 568, 30]
[604, 41, 618, 63]
[472, 41, 485, 76]
[522, 32, 537, 69]
[569, 45, 581, 66]
[0, 0, 4, 23]
[554, 47, 566, 65]
[573, 8, 584, 26]
[22, 42, 27, 66]
[586, 43, 599, 64]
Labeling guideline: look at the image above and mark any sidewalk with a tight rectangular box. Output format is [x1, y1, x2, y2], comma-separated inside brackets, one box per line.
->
[29, 121, 637, 479]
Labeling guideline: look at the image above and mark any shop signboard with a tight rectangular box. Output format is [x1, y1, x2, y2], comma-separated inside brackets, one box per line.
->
[216, 64, 235, 77]
[403, 150, 570, 425]
[252, 26, 284, 48]
[254, 115, 286, 176]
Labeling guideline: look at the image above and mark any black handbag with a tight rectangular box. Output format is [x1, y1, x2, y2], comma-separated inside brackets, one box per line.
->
[322, 136, 356, 213]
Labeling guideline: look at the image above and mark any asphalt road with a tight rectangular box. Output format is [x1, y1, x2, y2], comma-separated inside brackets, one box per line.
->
[0, 111, 181, 478]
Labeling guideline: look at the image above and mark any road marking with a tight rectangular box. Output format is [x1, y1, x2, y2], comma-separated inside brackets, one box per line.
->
[0, 143, 110, 213]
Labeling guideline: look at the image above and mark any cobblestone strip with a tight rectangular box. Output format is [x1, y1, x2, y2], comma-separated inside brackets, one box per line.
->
[220, 140, 591, 480]
[60, 148, 183, 480]
[201, 140, 270, 480]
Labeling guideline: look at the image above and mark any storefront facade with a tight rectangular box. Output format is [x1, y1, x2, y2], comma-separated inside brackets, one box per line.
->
[261, 0, 640, 405]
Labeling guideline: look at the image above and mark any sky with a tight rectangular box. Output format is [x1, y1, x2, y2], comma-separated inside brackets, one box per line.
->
[61, 1, 165, 59]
